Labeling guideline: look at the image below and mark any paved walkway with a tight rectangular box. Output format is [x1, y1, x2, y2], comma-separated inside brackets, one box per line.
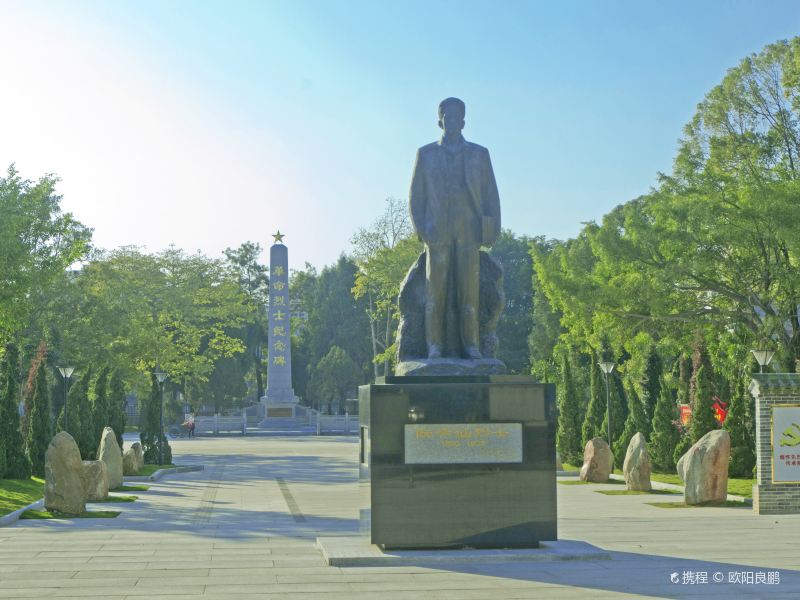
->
[0, 436, 798, 599]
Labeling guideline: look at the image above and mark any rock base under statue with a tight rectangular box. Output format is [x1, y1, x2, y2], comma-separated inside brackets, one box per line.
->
[395, 357, 506, 377]
[396, 251, 505, 363]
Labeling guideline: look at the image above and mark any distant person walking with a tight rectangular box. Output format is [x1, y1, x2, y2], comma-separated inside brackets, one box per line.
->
[181, 415, 196, 438]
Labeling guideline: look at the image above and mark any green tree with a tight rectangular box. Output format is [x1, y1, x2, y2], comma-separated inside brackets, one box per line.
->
[140, 375, 171, 465]
[108, 370, 127, 448]
[306, 256, 372, 383]
[0, 165, 91, 342]
[351, 197, 422, 376]
[25, 359, 50, 477]
[600, 370, 626, 459]
[202, 356, 248, 414]
[724, 372, 756, 477]
[224, 241, 269, 401]
[528, 238, 567, 382]
[490, 230, 534, 374]
[70, 368, 94, 459]
[641, 347, 663, 431]
[556, 352, 583, 466]
[307, 346, 361, 414]
[676, 354, 691, 406]
[289, 264, 318, 404]
[0, 344, 31, 479]
[528, 39, 800, 387]
[689, 365, 717, 443]
[44, 247, 253, 407]
[649, 381, 680, 472]
[581, 359, 605, 447]
[91, 367, 110, 453]
[614, 380, 649, 466]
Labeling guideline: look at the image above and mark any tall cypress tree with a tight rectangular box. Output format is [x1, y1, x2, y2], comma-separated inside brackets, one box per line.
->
[689, 365, 718, 443]
[614, 381, 649, 467]
[641, 348, 662, 435]
[91, 367, 110, 452]
[77, 368, 95, 458]
[25, 361, 51, 477]
[0, 348, 7, 478]
[724, 372, 755, 477]
[600, 371, 626, 458]
[582, 359, 605, 447]
[0, 344, 31, 479]
[52, 375, 66, 433]
[556, 352, 583, 466]
[62, 371, 81, 436]
[649, 381, 680, 472]
[108, 370, 127, 449]
[676, 353, 691, 406]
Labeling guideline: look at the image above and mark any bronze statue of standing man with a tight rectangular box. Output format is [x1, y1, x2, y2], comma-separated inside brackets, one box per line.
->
[409, 98, 501, 360]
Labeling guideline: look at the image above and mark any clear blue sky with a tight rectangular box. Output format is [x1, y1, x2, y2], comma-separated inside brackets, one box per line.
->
[2, 0, 800, 268]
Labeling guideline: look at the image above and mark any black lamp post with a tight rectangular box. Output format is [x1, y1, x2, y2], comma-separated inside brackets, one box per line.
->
[154, 367, 167, 466]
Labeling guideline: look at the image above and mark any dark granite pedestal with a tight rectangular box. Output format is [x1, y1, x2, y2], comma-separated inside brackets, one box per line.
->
[359, 375, 557, 550]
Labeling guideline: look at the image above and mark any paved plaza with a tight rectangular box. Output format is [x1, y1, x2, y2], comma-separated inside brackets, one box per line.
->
[0, 435, 798, 599]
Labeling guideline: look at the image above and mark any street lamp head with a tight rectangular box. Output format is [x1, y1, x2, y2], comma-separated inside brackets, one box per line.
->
[598, 361, 615, 375]
[154, 366, 167, 384]
[750, 350, 775, 368]
[57, 366, 75, 379]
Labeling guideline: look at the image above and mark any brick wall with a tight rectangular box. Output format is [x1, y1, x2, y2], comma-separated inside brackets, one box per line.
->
[751, 374, 800, 515]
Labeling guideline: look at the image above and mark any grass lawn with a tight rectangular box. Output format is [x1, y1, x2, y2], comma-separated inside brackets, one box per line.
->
[94, 495, 137, 503]
[112, 484, 150, 492]
[0, 477, 44, 516]
[596, 489, 681, 496]
[649, 473, 755, 498]
[21, 509, 120, 519]
[136, 464, 176, 477]
[558, 479, 624, 486]
[646, 500, 750, 509]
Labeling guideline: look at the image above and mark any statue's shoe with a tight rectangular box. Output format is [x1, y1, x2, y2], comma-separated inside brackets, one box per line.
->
[465, 346, 483, 360]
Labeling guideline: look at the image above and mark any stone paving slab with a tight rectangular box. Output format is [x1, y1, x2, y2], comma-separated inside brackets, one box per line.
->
[0, 436, 796, 599]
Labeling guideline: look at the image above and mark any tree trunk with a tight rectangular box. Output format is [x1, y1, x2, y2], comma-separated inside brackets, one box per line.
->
[368, 291, 379, 379]
[383, 306, 392, 377]
[255, 353, 264, 400]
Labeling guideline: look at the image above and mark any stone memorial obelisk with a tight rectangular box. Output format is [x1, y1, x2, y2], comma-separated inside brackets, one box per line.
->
[259, 231, 299, 424]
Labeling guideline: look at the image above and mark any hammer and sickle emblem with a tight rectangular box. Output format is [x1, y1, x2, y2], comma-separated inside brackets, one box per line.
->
[780, 423, 800, 447]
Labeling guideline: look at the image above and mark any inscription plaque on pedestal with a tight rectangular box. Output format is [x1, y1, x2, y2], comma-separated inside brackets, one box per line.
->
[404, 423, 523, 464]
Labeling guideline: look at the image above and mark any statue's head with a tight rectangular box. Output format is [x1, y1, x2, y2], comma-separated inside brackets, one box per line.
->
[438, 97, 465, 135]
